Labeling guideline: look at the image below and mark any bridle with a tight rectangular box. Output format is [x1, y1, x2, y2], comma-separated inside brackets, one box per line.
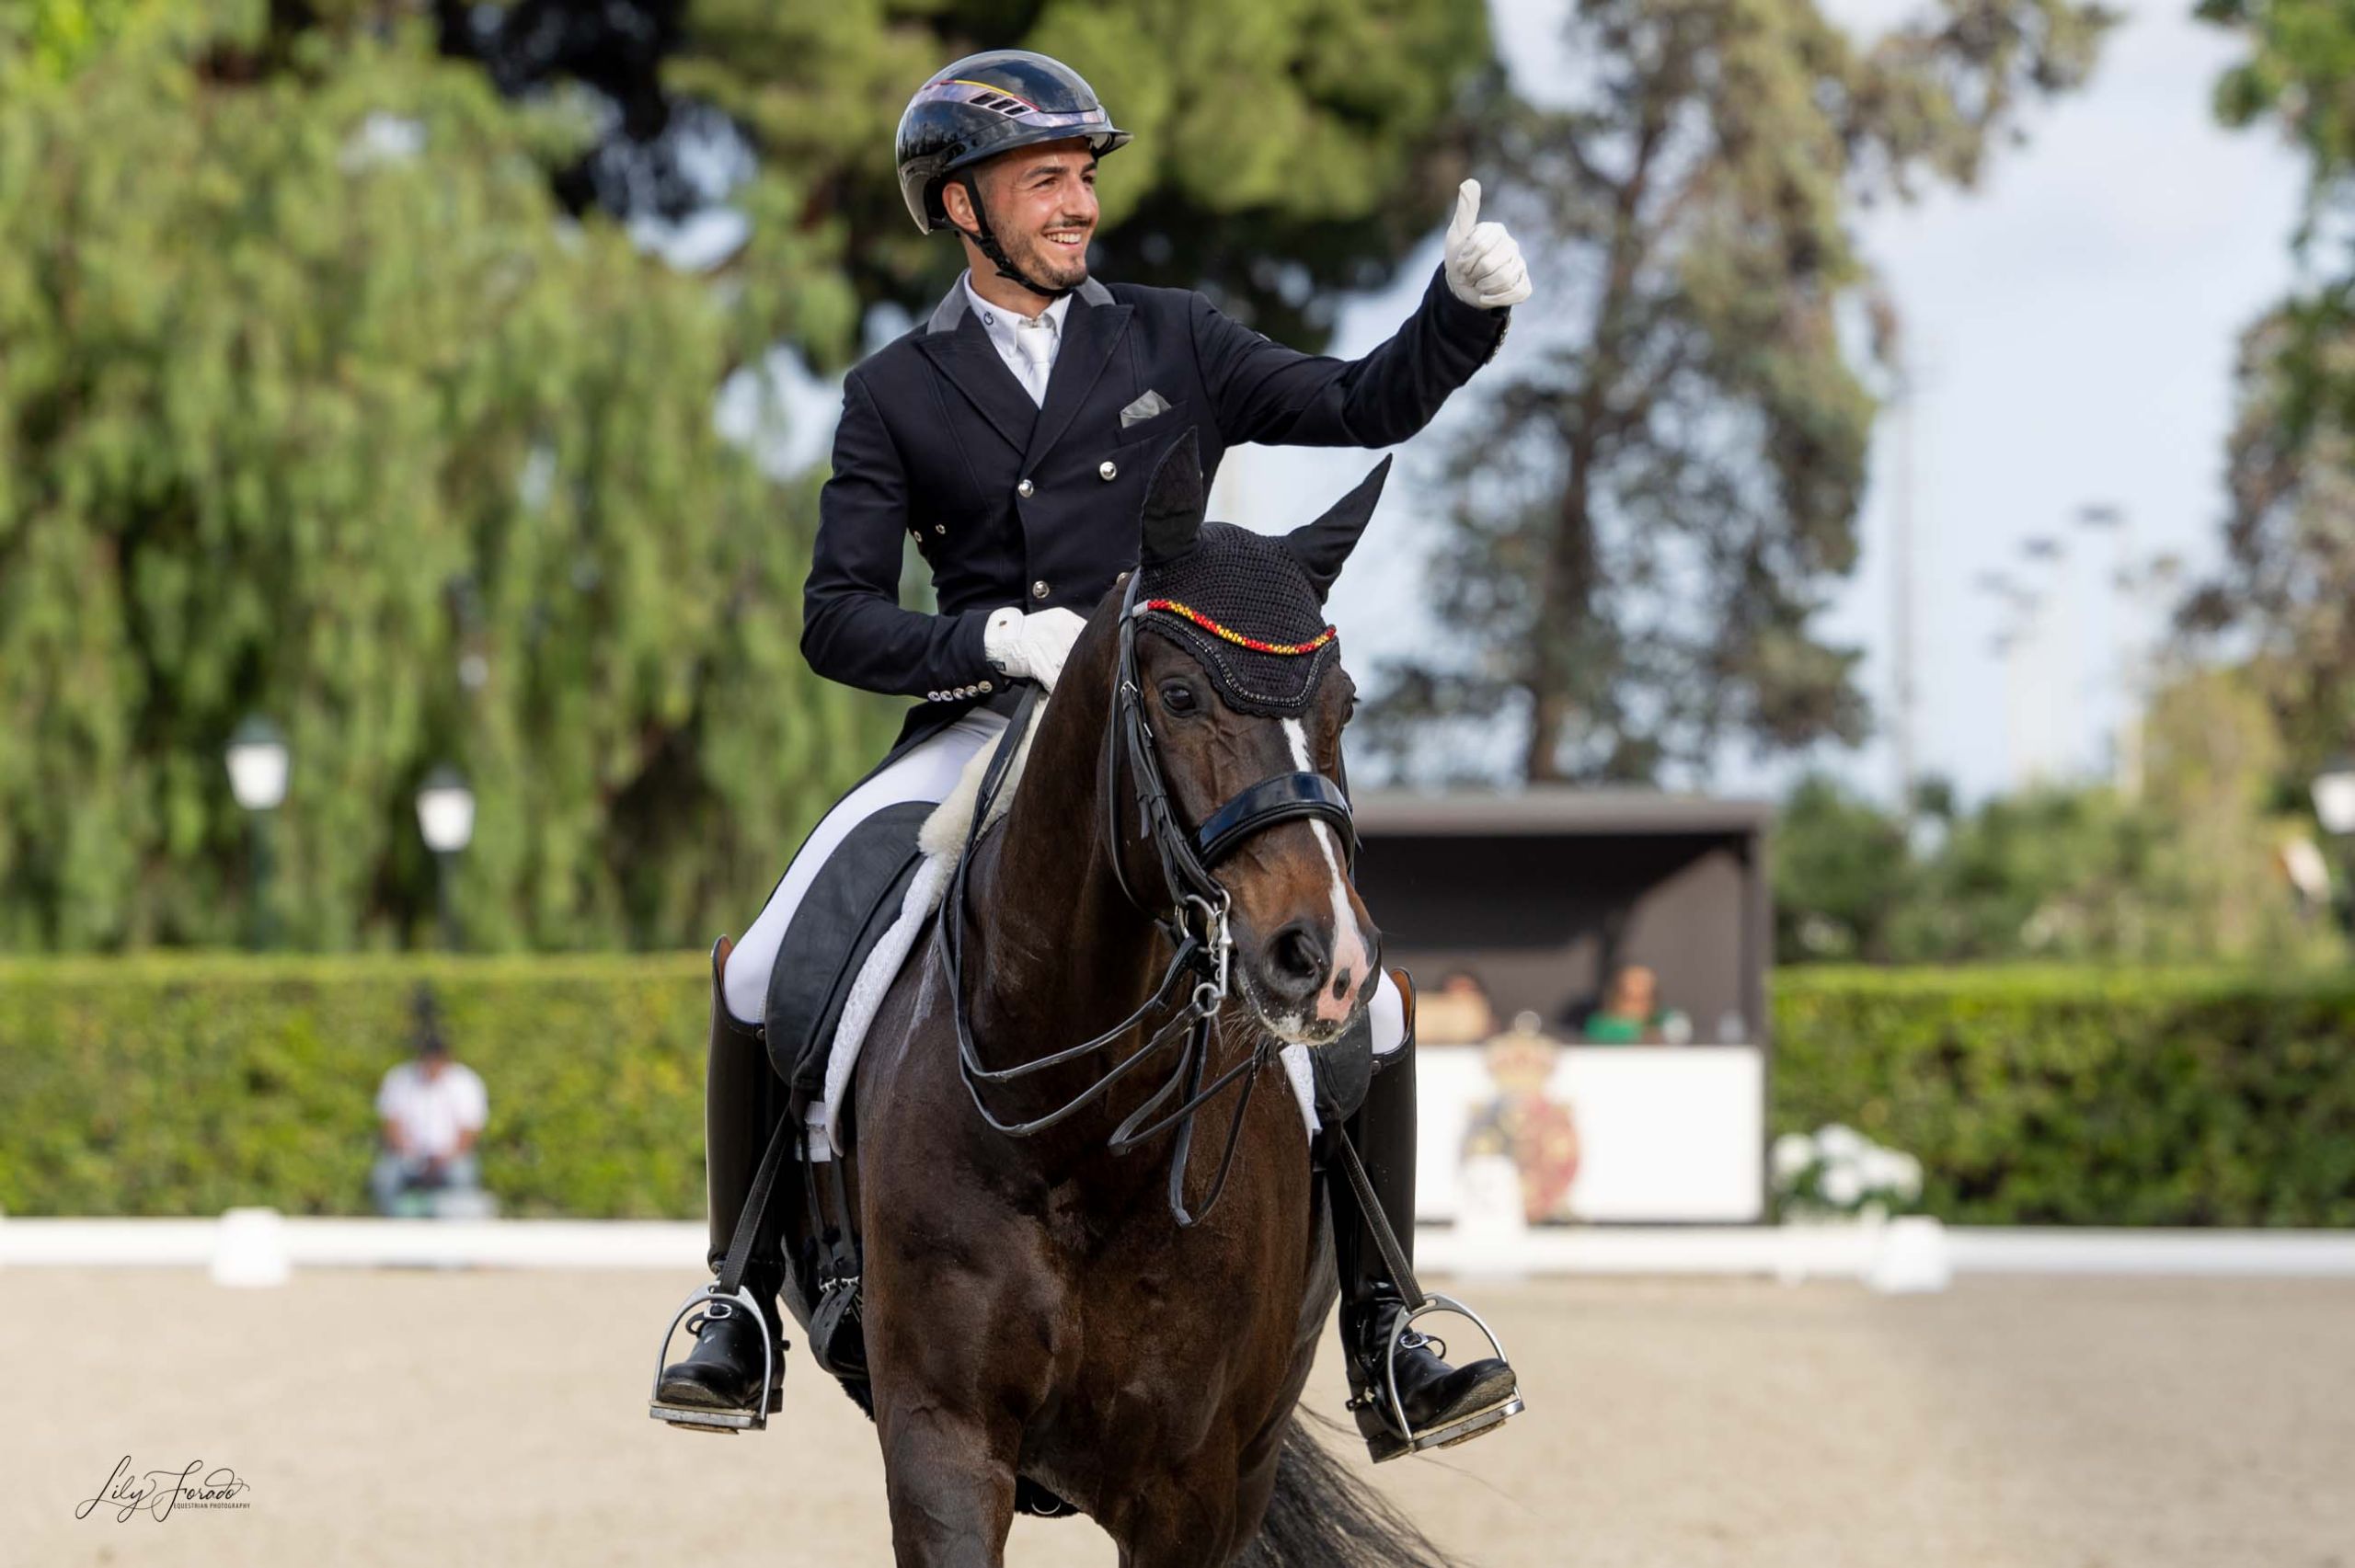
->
[935, 569, 1359, 1226]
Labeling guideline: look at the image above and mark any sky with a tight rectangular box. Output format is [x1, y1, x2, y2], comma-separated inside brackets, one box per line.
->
[1218, 0, 2311, 804]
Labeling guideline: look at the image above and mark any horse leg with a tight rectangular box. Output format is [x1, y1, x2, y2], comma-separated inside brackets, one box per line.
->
[876, 1400, 1019, 1568]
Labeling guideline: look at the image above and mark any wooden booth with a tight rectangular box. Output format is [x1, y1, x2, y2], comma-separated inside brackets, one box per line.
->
[1350, 790, 1774, 1226]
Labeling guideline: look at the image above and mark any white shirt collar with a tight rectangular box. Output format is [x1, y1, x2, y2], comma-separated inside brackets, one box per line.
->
[961, 271, 1073, 355]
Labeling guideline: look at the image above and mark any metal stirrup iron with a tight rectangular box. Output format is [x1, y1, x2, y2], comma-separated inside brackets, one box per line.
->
[647, 1113, 797, 1433]
[1331, 1127, 1526, 1456]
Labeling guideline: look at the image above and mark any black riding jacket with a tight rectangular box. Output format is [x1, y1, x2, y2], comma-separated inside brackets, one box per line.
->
[801, 265, 1510, 750]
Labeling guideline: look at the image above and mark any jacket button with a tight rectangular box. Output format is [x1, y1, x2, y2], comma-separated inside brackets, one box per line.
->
[1017, 478, 1035, 498]
[926, 690, 941, 701]
[1098, 460, 1117, 481]
[934, 524, 946, 534]
[978, 680, 993, 693]
[1031, 580, 1050, 601]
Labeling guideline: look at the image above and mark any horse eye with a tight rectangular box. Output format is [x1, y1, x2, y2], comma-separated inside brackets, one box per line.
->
[1158, 681, 1198, 714]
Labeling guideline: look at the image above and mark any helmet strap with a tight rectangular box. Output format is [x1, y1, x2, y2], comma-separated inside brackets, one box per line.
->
[953, 172, 1077, 303]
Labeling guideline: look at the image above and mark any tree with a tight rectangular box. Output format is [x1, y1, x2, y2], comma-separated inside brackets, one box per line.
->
[1366, 0, 2111, 784]
[0, 10, 891, 950]
[2185, 2, 2355, 776]
[1772, 773, 1915, 962]
[435, 0, 1498, 357]
[0, 1, 1507, 951]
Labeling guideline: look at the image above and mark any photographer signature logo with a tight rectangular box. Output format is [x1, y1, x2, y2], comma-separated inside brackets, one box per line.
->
[75, 1456, 252, 1521]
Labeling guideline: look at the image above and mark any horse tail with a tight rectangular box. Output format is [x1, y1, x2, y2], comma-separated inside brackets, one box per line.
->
[1235, 1413, 1459, 1568]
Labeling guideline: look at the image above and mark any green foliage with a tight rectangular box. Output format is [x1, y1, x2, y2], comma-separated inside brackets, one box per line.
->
[1900, 668, 2339, 963]
[1367, 0, 2112, 784]
[2193, 4, 2355, 795]
[0, 954, 711, 1218]
[454, 0, 1496, 355]
[1775, 966, 2355, 1226]
[0, 15, 898, 952]
[1775, 677, 2342, 965]
[0, 1, 1502, 953]
[1773, 773, 1916, 962]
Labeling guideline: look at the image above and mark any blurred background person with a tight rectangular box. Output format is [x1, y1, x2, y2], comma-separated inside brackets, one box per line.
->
[370, 990, 490, 1219]
[1580, 962, 1689, 1044]
[1419, 967, 1500, 1045]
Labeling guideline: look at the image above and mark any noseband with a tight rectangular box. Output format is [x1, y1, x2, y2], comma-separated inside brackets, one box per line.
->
[936, 572, 1359, 1226]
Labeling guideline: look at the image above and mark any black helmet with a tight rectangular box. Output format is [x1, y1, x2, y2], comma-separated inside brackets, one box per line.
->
[895, 50, 1131, 235]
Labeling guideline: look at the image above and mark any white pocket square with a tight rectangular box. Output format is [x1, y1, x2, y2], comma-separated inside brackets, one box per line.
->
[1120, 390, 1172, 429]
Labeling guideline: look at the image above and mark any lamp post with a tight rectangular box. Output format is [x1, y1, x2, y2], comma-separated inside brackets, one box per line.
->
[224, 716, 289, 949]
[415, 765, 475, 950]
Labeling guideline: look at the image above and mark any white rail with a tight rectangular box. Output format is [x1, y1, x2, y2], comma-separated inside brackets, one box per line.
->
[6, 1212, 2355, 1288]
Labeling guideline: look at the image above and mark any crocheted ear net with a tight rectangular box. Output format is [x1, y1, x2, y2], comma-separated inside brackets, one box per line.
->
[1134, 521, 1338, 717]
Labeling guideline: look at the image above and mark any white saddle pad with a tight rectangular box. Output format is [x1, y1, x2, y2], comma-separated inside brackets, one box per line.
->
[804, 698, 1319, 1158]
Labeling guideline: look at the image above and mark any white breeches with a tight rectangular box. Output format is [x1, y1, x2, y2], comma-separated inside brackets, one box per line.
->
[723, 708, 1010, 1025]
[723, 711, 1405, 1058]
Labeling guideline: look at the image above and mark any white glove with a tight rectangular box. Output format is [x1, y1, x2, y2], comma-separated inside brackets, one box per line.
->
[983, 605, 1087, 690]
[1443, 178, 1531, 309]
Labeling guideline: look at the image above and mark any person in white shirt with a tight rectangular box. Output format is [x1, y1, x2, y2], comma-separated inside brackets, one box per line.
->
[370, 1022, 488, 1216]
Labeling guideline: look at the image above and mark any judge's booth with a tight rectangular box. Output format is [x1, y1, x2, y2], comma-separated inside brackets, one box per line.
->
[1350, 791, 1774, 1226]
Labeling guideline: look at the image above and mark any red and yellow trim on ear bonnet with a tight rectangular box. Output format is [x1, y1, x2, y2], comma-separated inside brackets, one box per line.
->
[1142, 599, 1338, 657]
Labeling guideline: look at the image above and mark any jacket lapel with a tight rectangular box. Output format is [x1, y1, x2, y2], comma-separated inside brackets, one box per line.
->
[1024, 279, 1132, 473]
[913, 285, 1037, 455]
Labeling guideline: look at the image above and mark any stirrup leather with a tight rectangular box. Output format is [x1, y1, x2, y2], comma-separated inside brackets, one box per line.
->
[647, 1282, 781, 1433]
[1355, 1294, 1526, 1462]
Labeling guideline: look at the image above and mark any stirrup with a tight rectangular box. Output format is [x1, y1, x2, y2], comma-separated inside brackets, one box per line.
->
[646, 1282, 780, 1434]
[1366, 1293, 1525, 1463]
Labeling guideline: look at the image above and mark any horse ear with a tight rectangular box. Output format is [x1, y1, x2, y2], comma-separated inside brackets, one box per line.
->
[1139, 429, 1206, 565]
[1283, 455, 1390, 601]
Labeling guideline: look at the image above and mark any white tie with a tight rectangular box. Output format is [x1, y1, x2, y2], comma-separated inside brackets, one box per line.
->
[1015, 317, 1056, 405]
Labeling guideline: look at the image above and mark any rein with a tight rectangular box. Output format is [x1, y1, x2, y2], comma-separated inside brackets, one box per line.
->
[935, 571, 1358, 1227]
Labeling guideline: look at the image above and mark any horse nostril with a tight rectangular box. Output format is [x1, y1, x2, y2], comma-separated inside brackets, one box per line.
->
[1266, 921, 1328, 997]
[1329, 969, 1351, 1001]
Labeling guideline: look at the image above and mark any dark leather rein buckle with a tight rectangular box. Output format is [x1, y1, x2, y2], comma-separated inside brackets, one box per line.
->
[1194, 772, 1357, 870]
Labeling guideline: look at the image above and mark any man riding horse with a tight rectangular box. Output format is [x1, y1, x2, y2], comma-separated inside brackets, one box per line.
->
[650, 47, 1533, 1464]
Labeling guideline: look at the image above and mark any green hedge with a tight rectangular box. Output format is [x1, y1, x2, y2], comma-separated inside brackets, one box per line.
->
[6, 957, 2355, 1224]
[1772, 967, 2355, 1226]
[0, 954, 710, 1219]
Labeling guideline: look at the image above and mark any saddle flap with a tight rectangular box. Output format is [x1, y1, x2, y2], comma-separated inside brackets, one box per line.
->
[764, 800, 936, 1108]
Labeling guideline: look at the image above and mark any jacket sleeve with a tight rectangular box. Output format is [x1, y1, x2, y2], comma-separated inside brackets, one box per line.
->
[800, 371, 997, 698]
[1190, 265, 1509, 450]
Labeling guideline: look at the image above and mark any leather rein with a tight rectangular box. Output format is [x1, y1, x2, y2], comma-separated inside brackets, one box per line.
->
[933, 571, 1358, 1227]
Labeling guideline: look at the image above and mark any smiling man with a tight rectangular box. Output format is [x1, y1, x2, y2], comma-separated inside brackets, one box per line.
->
[651, 48, 1532, 1464]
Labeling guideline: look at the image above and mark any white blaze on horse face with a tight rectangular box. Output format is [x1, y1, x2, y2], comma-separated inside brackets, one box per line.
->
[1281, 718, 1370, 1025]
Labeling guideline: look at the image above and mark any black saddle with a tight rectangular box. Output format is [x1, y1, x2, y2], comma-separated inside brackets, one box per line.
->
[761, 799, 936, 1125]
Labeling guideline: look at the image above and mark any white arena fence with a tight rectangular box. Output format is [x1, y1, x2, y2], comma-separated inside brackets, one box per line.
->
[6, 1211, 2355, 1292]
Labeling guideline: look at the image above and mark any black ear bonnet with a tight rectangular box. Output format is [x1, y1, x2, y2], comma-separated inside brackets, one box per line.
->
[1130, 432, 1387, 717]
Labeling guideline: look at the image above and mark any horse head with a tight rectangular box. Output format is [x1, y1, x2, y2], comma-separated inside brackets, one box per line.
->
[1102, 429, 1387, 1049]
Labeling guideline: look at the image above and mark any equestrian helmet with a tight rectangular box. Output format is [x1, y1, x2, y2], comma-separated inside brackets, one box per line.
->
[895, 50, 1131, 235]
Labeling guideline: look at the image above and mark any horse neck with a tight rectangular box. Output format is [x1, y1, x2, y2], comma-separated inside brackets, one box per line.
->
[964, 651, 1167, 1086]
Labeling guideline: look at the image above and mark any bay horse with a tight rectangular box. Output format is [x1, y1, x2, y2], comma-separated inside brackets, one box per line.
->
[792, 433, 1454, 1567]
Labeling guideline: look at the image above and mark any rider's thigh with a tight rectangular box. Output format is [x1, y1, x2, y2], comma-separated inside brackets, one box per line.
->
[723, 708, 1010, 1024]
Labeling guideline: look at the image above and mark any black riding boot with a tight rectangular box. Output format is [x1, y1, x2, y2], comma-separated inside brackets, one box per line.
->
[1331, 970, 1522, 1462]
[652, 937, 789, 1427]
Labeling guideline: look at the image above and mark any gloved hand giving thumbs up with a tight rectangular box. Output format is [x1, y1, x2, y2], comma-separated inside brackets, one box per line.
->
[1442, 179, 1532, 310]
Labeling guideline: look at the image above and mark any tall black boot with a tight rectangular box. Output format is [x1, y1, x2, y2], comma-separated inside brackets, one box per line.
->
[1330, 969, 1522, 1462]
[651, 936, 789, 1428]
